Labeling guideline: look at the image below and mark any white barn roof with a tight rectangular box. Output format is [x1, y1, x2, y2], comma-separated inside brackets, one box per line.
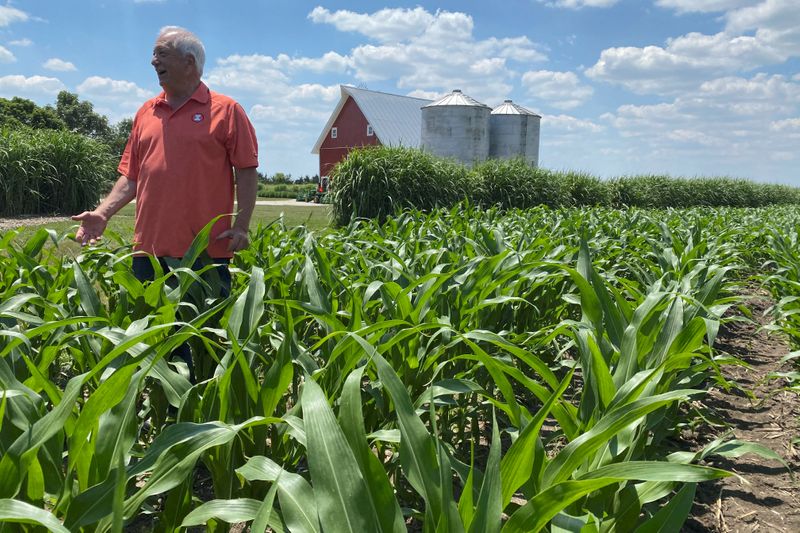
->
[311, 85, 433, 154]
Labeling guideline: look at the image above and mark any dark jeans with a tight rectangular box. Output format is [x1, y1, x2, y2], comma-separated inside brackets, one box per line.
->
[132, 256, 232, 383]
[132, 256, 232, 297]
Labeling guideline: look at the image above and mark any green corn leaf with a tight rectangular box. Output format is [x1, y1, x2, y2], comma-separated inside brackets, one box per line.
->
[73, 260, 103, 317]
[67, 363, 138, 477]
[503, 478, 621, 533]
[339, 366, 406, 533]
[236, 456, 320, 533]
[468, 410, 502, 533]
[458, 442, 476, 527]
[0, 498, 70, 533]
[301, 375, 382, 532]
[0, 373, 85, 499]
[634, 483, 697, 533]
[260, 305, 295, 417]
[576, 328, 615, 421]
[226, 266, 265, 344]
[578, 462, 729, 482]
[302, 254, 332, 314]
[542, 389, 700, 488]
[125, 418, 272, 520]
[251, 471, 282, 533]
[21, 227, 51, 257]
[92, 366, 144, 483]
[372, 352, 448, 519]
[500, 367, 574, 506]
[180, 498, 262, 527]
[179, 213, 226, 271]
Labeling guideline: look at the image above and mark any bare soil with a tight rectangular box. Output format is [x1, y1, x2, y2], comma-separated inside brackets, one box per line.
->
[684, 288, 800, 532]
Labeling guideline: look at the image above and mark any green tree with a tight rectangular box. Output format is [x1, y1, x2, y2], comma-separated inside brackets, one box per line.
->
[54, 91, 111, 139]
[0, 96, 66, 130]
[270, 172, 291, 184]
[103, 117, 133, 160]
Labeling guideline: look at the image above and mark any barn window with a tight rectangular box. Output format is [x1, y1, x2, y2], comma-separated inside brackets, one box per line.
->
[331, 127, 338, 139]
[367, 124, 374, 136]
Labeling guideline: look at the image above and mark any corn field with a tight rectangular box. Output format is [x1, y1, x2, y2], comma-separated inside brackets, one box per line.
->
[1, 204, 797, 531]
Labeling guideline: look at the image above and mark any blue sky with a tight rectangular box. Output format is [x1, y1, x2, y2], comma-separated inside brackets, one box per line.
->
[1, 0, 798, 184]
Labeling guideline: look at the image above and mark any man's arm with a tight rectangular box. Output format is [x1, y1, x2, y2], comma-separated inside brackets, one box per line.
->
[72, 175, 137, 246]
[218, 166, 258, 252]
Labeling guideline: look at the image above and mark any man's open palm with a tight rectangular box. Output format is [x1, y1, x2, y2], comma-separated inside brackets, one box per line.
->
[72, 211, 108, 246]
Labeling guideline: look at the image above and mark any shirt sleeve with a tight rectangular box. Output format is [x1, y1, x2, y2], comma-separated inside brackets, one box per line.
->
[226, 103, 259, 169]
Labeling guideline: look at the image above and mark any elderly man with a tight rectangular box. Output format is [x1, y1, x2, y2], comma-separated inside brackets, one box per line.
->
[73, 26, 259, 294]
[73, 26, 259, 382]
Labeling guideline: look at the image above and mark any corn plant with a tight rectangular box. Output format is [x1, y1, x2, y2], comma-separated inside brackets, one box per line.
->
[1, 205, 795, 530]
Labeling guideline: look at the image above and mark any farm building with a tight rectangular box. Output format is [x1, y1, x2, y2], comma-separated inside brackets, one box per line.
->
[312, 85, 541, 177]
[311, 86, 432, 178]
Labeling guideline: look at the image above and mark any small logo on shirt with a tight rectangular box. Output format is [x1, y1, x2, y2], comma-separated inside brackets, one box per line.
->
[192, 113, 204, 123]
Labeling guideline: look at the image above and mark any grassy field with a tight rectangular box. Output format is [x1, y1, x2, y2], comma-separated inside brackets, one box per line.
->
[5, 203, 332, 255]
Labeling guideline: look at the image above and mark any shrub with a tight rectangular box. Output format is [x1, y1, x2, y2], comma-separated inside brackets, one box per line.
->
[0, 127, 116, 217]
[474, 158, 569, 209]
[329, 145, 472, 225]
[328, 146, 800, 224]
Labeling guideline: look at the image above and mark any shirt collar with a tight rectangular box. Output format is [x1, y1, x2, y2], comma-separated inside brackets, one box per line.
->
[153, 81, 209, 107]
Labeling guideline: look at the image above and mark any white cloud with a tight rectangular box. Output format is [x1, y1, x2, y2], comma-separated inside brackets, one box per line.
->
[317, 7, 545, 104]
[539, 0, 619, 8]
[43, 58, 77, 72]
[770, 117, 800, 131]
[586, 1, 800, 96]
[205, 51, 349, 98]
[725, 0, 800, 58]
[250, 104, 330, 129]
[308, 6, 434, 43]
[543, 114, 604, 133]
[698, 73, 800, 107]
[0, 5, 28, 27]
[0, 45, 15, 63]
[655, 0, 752, 13]
[522, 70, 594, 109]
[75, 76, 151, 121]
[598, 73, 800, 177]
[586, 32, 784, 94]
[0, 75, 65, 98]
[406, 89, 443, 100]
[9, 38, 32, 47]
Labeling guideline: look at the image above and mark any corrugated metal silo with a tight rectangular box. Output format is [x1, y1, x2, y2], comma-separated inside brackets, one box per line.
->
[489, 100, 542, 167]
[421, 89, 490, 166]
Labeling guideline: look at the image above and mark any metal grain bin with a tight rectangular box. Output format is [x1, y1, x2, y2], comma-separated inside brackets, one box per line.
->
[421, 89, 490, 166]
[489, 100, 542, 167]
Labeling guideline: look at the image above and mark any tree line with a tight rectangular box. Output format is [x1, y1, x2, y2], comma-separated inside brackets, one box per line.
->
[0, 91, 132, 159]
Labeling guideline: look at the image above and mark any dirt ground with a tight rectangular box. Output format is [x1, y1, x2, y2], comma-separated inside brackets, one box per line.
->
[684, 288, 800, 532]
[0, 215, 69, 231]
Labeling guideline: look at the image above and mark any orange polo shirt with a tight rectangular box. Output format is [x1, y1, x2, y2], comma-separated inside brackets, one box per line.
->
[118, 82, 258, 258]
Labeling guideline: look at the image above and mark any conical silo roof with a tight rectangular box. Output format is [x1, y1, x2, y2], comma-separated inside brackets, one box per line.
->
[423, 89, 489, 108]
[491, 100, 541, 117]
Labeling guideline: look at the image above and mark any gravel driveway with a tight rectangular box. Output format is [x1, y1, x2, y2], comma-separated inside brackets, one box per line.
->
[0, 200, 326, 231]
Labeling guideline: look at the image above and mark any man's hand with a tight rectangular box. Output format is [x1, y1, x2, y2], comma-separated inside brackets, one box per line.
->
[72, 211, 109, 246]
[217, 226, 249, 252]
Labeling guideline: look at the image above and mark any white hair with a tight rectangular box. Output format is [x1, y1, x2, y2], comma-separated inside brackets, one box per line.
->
[157, 26, 205, 76]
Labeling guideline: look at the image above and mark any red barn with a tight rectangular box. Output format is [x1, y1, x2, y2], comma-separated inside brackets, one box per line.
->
[312, 85, 433, 178]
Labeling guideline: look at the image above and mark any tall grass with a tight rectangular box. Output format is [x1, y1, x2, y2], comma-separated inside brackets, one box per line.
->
[0, 127, 115, 217]
[329, 145, 476, 225]
[329, 146, 800, 222]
